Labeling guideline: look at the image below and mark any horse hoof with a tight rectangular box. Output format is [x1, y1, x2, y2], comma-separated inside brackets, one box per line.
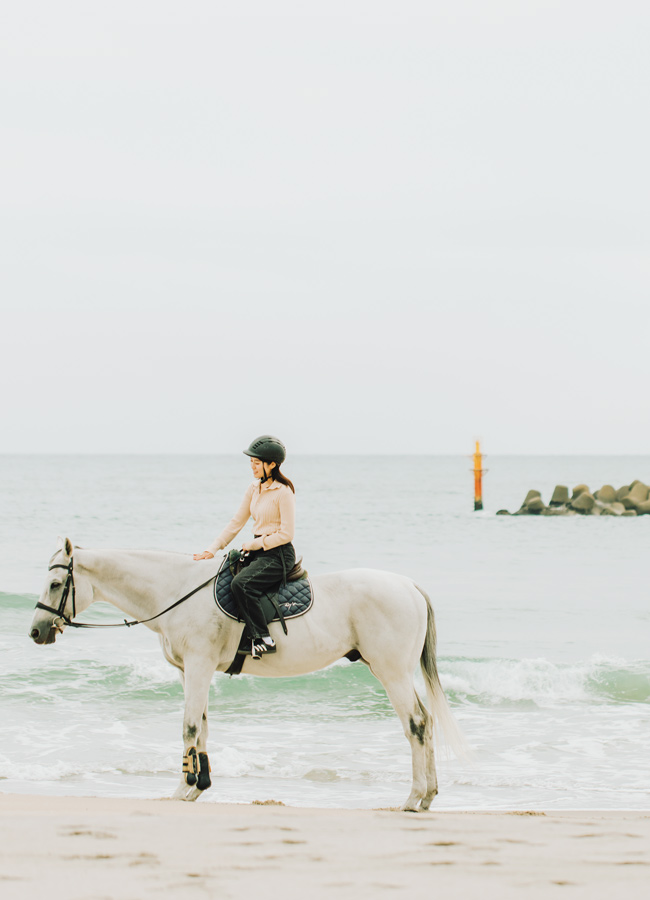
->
[171, 786, 200, 801]
[419, 788, 437, 811]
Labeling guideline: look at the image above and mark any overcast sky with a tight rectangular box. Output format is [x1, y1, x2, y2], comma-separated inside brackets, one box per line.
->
[2, 1, 649, 455]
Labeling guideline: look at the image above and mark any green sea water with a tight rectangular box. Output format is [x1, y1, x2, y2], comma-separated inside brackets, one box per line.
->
[1, 454, 649, 808]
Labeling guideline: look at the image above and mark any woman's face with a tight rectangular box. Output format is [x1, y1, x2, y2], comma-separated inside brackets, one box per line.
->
[250, 457, 275, 479]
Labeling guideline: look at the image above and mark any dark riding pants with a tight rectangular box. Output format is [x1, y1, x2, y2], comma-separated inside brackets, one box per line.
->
[230, 543, 296, 640]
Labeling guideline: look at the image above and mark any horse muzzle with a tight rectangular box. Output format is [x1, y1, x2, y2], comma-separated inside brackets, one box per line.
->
[30, 623, 59, 645]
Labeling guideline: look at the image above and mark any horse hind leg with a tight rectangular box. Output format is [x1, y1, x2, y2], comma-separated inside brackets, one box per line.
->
[377, 672, 434, 812]
[418, 697, 438, 811]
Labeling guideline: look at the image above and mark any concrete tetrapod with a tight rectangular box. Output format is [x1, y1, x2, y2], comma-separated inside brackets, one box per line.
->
[570, 492, 595, 513]
[626, 482, 649, 509]
[550, 485, 569, 506]
[498, 481, 650, 517]
[594, 485, 616, 504]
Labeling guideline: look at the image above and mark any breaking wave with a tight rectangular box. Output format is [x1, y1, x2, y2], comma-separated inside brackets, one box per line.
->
[441, 655, 650, 707]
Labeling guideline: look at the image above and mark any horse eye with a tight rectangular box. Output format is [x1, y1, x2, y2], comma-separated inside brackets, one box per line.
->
[51, 582, 62, 590]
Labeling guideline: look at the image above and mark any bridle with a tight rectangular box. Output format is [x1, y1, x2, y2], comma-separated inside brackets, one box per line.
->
[34, 555, 218, 630]
[35, 560, 77, 627]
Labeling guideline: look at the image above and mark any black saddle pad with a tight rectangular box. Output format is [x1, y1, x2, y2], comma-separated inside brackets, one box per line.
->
[214, 556, 313, 624]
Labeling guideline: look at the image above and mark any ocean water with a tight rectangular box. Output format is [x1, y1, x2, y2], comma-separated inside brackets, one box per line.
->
[1, 454, 649, 810]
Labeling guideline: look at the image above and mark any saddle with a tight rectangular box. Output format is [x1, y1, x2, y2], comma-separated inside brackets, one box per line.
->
[214, 551, 313, 639]
[214, 553, 362, 675]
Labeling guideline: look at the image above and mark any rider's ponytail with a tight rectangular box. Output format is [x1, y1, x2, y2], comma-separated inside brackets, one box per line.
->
[271, 466, 295, 494]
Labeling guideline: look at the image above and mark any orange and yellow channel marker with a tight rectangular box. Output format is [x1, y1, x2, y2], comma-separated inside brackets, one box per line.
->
[473, 441, 485, 511]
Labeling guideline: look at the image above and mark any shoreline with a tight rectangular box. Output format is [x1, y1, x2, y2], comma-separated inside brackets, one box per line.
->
[2, 787, 649, 815]
[1, 794, 649, 898]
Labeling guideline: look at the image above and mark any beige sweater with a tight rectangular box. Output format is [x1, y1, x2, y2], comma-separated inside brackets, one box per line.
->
[208, 480, 295, 555]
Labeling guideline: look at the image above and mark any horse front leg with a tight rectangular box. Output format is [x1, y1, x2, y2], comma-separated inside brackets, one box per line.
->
[172, 657, 214, 801]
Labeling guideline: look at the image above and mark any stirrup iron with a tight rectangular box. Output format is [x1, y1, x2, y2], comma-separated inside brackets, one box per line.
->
[251, 636, 276, 659]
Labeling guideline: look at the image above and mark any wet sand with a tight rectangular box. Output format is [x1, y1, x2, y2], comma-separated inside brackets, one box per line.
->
[1, 794, 648, 898]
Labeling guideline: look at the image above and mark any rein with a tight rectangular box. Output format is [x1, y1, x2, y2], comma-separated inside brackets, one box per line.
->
[34, 558, 217, 630]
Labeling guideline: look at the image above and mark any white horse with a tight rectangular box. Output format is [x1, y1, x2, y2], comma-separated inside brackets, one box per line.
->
[29, 537, 466, 811]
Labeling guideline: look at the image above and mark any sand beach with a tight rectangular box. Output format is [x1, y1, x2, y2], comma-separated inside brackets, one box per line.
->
[1, 794, 648, 899]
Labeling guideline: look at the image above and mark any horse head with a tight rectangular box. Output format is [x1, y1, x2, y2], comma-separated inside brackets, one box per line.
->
[29, 536, 90, 645]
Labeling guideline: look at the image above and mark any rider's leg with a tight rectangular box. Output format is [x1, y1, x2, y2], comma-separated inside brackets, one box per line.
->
[230, 546, 293, 640]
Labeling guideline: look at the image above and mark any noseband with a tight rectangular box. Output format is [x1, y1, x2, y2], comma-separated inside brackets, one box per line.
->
[35, 559, 76, 627]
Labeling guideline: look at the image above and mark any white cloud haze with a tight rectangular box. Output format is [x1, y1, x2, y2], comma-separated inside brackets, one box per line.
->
[2, 1, 649, 454]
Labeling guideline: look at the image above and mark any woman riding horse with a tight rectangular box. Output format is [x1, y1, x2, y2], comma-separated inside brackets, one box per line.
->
[193, 435, 296, 659]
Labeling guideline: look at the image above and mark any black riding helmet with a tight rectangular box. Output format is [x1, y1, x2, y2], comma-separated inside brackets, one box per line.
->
[243, 435, 286, 465]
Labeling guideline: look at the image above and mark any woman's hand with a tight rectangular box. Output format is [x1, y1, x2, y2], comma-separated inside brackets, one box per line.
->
[193, 551, 214, 561]
[241, 541, 258, 552]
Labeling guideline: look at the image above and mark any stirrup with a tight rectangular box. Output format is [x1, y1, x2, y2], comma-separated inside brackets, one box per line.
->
[251, 636, 276, 659]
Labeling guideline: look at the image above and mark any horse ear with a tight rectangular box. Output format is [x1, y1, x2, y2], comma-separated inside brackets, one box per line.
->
[57, 536, 74, 557]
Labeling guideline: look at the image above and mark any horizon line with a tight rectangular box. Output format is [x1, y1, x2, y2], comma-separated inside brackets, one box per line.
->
[1, 451, 649, 458]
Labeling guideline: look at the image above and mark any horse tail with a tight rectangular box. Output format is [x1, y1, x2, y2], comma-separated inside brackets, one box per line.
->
[414, 583, 470, 760]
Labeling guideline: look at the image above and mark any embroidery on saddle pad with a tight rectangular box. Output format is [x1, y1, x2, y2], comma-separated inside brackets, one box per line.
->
[214, 555, 313, 624]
